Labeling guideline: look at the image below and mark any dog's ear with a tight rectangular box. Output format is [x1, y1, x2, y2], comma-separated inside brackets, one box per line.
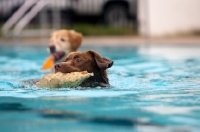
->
[68, 30, 83, 51]
[87, 50, 114, 70]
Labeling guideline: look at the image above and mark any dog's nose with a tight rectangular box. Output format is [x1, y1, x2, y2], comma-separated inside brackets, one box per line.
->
[49, 45, 56, 53]
[54, 63, 62, 70]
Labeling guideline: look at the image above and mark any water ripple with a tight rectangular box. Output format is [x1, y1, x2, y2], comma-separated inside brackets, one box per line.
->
[0, 45, 200, 131]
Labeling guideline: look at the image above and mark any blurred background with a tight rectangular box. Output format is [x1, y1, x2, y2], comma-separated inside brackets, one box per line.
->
[0, 0, 200, 44]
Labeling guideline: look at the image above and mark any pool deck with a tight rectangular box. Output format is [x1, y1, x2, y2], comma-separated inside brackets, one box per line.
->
[0, 36, 200, 46]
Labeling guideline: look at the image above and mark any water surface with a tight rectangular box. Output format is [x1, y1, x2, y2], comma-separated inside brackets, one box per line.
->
[0, 45, 200, 132]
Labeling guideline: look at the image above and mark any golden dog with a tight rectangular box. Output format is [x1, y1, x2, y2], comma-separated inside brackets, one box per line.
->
[48, 30, 83, 63]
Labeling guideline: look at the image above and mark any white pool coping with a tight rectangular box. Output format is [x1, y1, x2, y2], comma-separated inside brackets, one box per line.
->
[0, 36, 200, 46]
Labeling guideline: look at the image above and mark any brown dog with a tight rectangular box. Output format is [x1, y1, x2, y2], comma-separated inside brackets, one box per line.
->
[49, 30, 83, 63]
[54, 50, 114, 87]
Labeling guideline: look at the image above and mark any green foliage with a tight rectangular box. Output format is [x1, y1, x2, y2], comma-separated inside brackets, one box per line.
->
[63, 23, 137, 36]
[0, 23, 137, 37]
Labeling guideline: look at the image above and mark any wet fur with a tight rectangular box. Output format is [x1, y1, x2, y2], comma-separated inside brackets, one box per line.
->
[54, 50, 114, 87]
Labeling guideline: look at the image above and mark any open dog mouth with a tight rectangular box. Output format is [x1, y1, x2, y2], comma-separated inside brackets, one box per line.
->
[52, 51, 66, 61]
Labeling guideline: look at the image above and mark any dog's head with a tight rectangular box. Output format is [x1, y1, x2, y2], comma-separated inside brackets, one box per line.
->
[54, 50, 114, 87]
[49, 30, 82, 62]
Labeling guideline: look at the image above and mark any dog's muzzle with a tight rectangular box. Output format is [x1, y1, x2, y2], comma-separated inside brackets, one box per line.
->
[49, 45, 56, 54]
[52, 51, 66, 62]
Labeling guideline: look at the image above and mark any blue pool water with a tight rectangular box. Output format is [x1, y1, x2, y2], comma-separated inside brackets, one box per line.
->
[0, 44, 200, 132]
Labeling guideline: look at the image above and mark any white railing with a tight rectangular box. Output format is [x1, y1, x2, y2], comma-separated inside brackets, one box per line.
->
[2, 0, 62, 37]
[2, 0, 39, 36]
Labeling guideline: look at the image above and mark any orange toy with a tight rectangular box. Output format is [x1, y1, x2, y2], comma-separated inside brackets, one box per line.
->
[42, 55, 54, 70]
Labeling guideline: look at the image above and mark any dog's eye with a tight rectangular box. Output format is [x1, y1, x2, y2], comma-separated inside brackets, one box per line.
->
[60, 38, 65, 42]
[76, 58, 81, 63]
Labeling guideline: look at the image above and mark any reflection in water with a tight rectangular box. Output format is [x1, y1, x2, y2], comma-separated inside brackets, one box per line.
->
[41, 111, 160, 127]
[0, 102, 31, 111]
[0, 102, 161, 128]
